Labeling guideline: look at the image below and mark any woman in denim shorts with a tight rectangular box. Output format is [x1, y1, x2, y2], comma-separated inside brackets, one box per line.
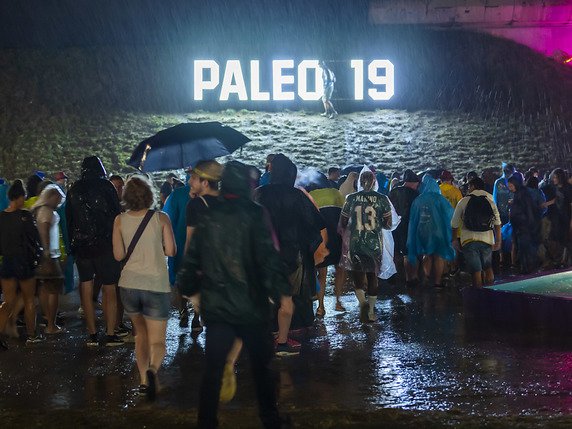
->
[112, 176, 176, 399]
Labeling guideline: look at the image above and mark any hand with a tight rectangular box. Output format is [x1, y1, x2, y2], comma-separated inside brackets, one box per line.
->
[452, 239, 462, 253]
[492, 242, 501, 252]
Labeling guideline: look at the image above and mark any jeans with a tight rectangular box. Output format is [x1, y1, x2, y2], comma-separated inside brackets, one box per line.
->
[198, 322, 281, 429]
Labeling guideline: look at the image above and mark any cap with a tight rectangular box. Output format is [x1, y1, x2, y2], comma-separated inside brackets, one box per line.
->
[440, 170, 454, 181]
[403, 169, 420, 183]
[192, 160, 223, 181]
[54, 171, 68, 181]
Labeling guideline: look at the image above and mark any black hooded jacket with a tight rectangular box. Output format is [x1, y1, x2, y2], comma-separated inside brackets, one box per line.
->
[178, 161, 290, 325]
[253, 154, 325, 273]
[65, 156, 121, 258]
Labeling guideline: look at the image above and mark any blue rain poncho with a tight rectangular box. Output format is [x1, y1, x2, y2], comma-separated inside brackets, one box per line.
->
[163, 182, 190, 286]
[407, 175, 455, 263]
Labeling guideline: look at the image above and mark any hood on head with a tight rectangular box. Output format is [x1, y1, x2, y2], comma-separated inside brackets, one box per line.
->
[508, 172, 524, 189]
[221, 161, 251, 199]
[419, 174, 441, 194]
[270, 154, 297, 186]
[81, 156, 107, 180]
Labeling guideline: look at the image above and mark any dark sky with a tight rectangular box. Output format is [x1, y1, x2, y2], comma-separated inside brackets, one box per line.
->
[0, 0, 370, 48]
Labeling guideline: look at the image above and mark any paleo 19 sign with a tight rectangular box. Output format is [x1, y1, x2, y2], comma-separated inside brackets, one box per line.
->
[193, 59, 394, 102]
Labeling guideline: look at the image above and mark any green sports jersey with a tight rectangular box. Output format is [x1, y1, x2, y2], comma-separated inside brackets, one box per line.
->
[341, 190, 392, 272]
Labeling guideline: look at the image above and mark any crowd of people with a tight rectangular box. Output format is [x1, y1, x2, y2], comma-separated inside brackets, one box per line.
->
[0, 154, 571, 428]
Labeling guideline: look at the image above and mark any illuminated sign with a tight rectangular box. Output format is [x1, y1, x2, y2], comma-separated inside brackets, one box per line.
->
[193, 59, 394, 101]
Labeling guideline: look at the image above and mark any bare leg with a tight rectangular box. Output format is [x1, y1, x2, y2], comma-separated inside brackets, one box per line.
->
[334, 266, 346, 310]
[80, 280, 97, 335]
[43, 282, 61, 333]
[276, 296, 294, 344]
[471, 272, 483, 288]
[483, 267, 495, 286]
[145, 318, 168, 375]
[0, 279, 18, 332]
[19, 278, 38, 337]
[130, 314, 149, 384]
[431, 256, 445, 286]
[102, 284, 117, 336]
[226, 338, 243, 366]
[116, 286, 125, 330]
[316, 267, 326, 316]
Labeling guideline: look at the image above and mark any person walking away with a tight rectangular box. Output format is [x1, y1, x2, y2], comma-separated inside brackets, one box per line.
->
[339, 169, 392, 322]
[389, 169, 420, 287]
[439, 170, 462, 208]
[183, 160, 223, 332]
[543, 169, 572, 267]
[339, 172, 358, 199]
[112, 176, 176, 400]
[0, 180, 44, 346]
[309, 184, 346, 315]
[32, 184, 66, 334]
[327, 167, 341, 189]
[493, 163, 515, 268]
[179, 161, 291, 429]
[66, 156, 123, 347]
[319, 60, 338, 119]
[407, 174, 455, 288]
[451, 178, 501, 287]
[109, 174, 131, 337]
[508, 173, 541, 274]
[254, 154, 325, 355]
[163, 170, 192, 327]
[159, 173, 177, 208]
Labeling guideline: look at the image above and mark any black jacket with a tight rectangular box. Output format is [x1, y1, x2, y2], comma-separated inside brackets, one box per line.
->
[65, 157, 121, 258]
[178, 161, 290, 326]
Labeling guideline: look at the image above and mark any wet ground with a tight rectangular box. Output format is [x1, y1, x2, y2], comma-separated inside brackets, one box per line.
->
[2, 271, 572, 428]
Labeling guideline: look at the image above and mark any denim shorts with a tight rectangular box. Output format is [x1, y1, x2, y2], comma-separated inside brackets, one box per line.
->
[463, 241, 493, 273]
[120, 287, 171, 321]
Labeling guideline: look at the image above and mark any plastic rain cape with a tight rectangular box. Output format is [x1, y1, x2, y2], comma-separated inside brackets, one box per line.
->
[407, 175, 455, 263]
[340, 166, 401, 276]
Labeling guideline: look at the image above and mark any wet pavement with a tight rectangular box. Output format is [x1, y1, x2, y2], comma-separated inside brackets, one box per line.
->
[2, 271, 572, 427]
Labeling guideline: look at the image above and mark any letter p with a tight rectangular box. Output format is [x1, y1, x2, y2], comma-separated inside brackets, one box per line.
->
[194, 60, 220, 101]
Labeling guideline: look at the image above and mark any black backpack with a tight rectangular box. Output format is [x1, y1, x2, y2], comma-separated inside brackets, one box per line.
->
[463, 195, 495, 232]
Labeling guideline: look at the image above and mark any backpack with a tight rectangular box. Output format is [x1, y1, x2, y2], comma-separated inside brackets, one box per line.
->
[463, 195, 495, 232]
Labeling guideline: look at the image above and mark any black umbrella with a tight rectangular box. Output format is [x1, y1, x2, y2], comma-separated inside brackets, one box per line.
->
[128, 122, 251, 172]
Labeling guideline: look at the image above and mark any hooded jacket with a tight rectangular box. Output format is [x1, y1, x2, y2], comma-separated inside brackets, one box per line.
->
[407, 175, 455, 263]
[65, 156, 121, 258]
[178, 161, 290, 325]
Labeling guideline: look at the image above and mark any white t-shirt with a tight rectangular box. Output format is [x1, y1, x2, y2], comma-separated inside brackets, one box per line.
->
[451, 190, 501, 246]
[35, 206, 61, 258]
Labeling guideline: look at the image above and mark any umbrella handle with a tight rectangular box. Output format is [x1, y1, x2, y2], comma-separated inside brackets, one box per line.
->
[140, 144, 152, 171]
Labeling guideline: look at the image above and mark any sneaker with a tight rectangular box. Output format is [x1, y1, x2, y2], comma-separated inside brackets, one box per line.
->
[275, 341, 300, 356]
[86, 333, 99, 347]
[191, 315, 203, 333]
[320, 112, 329, 117]
[359, 302, 370, 323]
[104, 335, 124, 347]
[138, 384, 148, 396]
[286, 337, 301, 349]
[179, 307, 189, 328]
[77, 306, 84, 315]
[146, 369, 157, 401]
[328, 111, 338, 119]
[123, 333, 136, 343]
[115, 324, 131, 337]
[367, 313, 378, 323]
[0, 337, 8, 351]
[219, 363, 237, 403]
[26, 335, 45, 344]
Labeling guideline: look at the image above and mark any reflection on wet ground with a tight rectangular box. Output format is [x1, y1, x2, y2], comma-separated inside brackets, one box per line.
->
[1, 272, 572, 420]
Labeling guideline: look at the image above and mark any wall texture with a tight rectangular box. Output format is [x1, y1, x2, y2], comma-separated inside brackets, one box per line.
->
[369, 0, 572, 56]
